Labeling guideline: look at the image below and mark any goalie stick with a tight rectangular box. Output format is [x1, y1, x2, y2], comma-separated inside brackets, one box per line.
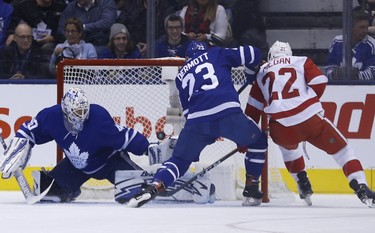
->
[0, 134, 54, 205]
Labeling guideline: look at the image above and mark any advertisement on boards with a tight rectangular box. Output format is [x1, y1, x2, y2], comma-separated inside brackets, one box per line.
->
[0, 84, 374, 169]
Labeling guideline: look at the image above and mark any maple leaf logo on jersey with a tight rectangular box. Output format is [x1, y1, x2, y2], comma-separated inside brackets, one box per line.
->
[63, 142, 89, 169]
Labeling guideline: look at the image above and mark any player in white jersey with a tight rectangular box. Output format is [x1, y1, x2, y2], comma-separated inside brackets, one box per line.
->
[245, 41, 375, 207]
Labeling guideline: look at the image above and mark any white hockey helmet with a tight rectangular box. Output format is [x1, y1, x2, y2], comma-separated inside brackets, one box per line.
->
[61, 87, 90, 132]
[267, 41, 292, 61]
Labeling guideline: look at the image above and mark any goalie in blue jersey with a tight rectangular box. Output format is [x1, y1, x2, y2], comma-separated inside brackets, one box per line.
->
[128, 41, 268, 208]
[0, 87, 149, 203]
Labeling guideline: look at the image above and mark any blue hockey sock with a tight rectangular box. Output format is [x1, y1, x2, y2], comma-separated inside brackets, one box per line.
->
[153, 156, 191, 187]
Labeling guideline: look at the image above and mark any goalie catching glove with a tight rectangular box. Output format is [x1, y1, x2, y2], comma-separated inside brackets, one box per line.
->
[148, 136, 178, 165]
[0, 137, 32, 179]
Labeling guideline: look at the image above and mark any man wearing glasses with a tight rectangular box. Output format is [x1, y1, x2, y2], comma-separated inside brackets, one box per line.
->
[155, 14, 191, 58]
[0, 22, 50, 79]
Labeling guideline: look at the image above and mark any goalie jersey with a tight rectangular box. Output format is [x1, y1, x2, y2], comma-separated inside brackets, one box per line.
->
[15, 104, 147, 174]
[175, 45, 261, 125]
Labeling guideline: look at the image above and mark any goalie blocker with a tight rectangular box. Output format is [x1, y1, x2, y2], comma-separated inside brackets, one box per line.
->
[148, 137, 178, 165]
[0, 137, 32, 179]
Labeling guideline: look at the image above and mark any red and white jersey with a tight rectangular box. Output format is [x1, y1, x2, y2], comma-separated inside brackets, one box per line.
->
[246, 55, 328, 126]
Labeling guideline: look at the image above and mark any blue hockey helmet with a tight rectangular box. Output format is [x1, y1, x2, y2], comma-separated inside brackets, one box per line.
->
[186, 40, 208, 59]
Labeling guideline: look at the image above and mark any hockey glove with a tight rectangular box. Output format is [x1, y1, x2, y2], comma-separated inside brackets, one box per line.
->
[148, 136, 178, 165]
[0, 137, 32, 179]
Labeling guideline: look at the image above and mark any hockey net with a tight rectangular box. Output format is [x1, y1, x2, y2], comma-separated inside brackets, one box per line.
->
[57, 58, 293, 202]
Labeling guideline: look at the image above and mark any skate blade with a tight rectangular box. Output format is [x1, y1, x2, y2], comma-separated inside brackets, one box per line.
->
[242, 197, 262, 207]
[302, 194, 312, 206]
[362, 199, 374, 208]
[127, 193, 151, 208]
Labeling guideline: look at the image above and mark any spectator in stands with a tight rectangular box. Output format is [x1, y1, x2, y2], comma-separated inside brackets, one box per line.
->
[5, 0, 67, 59]
[115, 0, 126, 19]
[0, 22, 51, 79]
[98, 23, 142, 59]
[49, 18, 97, 75]
[0, 0, 13, 48]
[326, 11, 375, 80]
[231, 0, 268, 59]
[116, 0, 174, 57]
[355, 0, 375, 36]
[57, 0, 117, 55]
[155, 14, 191, 58]
[179, 0, 231, 46]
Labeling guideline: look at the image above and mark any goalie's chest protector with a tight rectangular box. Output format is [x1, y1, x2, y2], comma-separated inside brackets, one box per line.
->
[38, 105, 126, 172]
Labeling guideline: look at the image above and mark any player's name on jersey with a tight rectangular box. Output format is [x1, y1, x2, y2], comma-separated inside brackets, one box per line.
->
[177, 53, 209, 80]
[265, 57, 291, 69]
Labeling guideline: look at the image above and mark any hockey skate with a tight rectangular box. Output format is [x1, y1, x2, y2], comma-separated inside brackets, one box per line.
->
[242, 177, 263, 206]
[127, 182, 165, 208]
[349, 179, 375, 208]
[297, 171, 313, 206]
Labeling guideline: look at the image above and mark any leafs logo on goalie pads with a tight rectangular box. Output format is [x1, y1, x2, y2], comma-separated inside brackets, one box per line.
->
[115, 178, 148, 203]
[115, 170, 216, 204]
[114, 170, 152, 203]
[160, 175, 216, 204]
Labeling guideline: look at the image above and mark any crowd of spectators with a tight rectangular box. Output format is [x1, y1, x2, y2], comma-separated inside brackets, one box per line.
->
[0, 0, 374, 81]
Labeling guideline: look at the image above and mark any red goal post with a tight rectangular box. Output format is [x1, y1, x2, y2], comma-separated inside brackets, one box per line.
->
[56, 58, 280, 202]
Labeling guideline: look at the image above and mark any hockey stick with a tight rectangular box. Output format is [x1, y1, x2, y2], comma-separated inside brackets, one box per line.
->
[122, 149, 240, 197]
[209, 33, 229, 47]
[158, 148, 239, 197]
[0, 134, 54, 204]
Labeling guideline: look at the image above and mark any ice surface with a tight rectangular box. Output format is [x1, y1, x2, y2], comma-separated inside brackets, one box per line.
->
[0, 191, 373, 233]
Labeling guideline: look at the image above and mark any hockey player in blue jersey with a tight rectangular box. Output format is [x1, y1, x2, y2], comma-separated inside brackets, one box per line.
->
[128, 41, 268, 207]
[0, 87, 149, 203]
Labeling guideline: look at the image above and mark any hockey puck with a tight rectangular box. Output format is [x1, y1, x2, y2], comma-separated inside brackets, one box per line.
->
[156, 131, 166, 140]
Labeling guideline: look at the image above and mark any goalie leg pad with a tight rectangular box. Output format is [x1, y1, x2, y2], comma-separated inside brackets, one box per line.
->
[114, 170, 151, 204]
[192, 176, 216, 204]
[0, 137, 32, 178]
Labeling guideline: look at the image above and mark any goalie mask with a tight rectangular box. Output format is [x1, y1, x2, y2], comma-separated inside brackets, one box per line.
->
[267, 40, 292, 61]
[186, 40, 208, 60]
[61, 87, 90, 132]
